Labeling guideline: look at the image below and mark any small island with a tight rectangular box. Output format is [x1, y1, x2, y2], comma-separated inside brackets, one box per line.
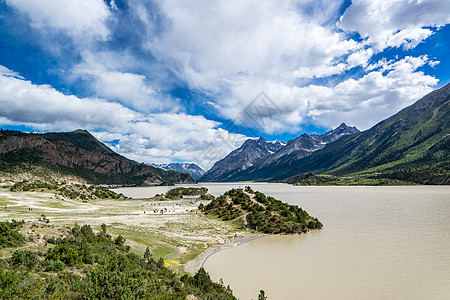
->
[201, 186, 322, 234]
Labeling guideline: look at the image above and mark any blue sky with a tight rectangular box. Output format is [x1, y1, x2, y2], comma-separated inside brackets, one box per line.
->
[0, 0, 449, 170]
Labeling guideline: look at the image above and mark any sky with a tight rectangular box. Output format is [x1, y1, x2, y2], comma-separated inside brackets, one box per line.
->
[0, 0, 449, 170]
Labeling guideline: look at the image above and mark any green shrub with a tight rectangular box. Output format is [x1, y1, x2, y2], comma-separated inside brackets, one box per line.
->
[46, 243, 82, 267]
[9, 250, 38, 269]
[0, 220, 25, 248]
[43, 259, 64, 272]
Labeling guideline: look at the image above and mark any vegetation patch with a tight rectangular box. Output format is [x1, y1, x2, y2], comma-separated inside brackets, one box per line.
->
[0, 220, 238, 299]
[9, 181, 128, 201]
[285, 172, 417, 186]
[151, 187, 215, 201]
[202, 186, 322, 234]
[165, 187, 209, 199]
[0, 220, 25, 248]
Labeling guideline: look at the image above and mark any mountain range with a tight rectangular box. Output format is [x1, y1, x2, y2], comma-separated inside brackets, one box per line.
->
[0, 129, 194, 185]
[208, 83, 449, 184]
[200, 138, 286, 181]
[155, 163, 206, 180]
[200, 123, 359, 181]
[1, 84, 448, 186]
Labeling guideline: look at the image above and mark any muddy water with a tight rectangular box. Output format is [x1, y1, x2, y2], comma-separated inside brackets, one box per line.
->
[117, 183, 450, 300]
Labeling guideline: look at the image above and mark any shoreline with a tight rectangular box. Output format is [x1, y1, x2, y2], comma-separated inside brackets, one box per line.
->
[184, 233, 267, 275]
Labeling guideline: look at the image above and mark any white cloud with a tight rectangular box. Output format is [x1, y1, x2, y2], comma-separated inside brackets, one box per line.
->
[0, 66, 137, 129]
[338, 0, 450, 51]
[72, 51, 176, 113]
[139, 0, 444, 134]
[5, 0, 112, 40]
[147, 0, 358, 90]
[219, 56, 438, 132]
[0, 65, 247, 169]
[306, 56, 438, 129]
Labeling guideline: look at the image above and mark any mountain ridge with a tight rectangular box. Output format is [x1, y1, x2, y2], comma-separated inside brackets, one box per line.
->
[200, 137, 285, 181]
[155, 163, 205, 180]
[200, 123, 359, 182]
[0, 129, 195, 185]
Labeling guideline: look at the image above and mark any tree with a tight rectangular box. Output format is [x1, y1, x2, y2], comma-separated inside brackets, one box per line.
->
[9, 250, 38, 269]
[144, 247, 151, 261]
[114, 235, 125, 246]
[101, 223, 107, 235]
[258, 290, 267, 300]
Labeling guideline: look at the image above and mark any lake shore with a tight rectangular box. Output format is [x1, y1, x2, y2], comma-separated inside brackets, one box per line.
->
[184, 233, 267, 275]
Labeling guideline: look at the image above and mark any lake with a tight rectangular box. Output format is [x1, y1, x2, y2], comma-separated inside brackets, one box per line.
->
[115, 183, 450, 300]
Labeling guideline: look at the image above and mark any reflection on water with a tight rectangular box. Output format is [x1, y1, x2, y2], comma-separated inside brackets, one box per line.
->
[116, 183, 450, 300]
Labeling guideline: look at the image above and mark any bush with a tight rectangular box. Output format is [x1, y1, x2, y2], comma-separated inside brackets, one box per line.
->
[43, 260, 64, 272]
[9, 250, 38, 269]
[46, 243, 82, 267]
[0, 221, 25, 248]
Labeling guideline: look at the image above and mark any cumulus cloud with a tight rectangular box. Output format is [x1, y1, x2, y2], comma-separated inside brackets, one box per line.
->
[0, 65, 247, 169]
[5, 0, 113, 40]
[306, 56, 439, 129]
[141, 0, 442, 134]
[338, 0, 450, 51]
[219, 56, 438, 132]
[71, 51, 178, 113]
[147, 0, 359, 89]
[0, 66, 137, 129]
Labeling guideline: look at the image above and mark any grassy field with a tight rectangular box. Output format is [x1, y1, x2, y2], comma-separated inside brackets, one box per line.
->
[0, 187, 250, 272]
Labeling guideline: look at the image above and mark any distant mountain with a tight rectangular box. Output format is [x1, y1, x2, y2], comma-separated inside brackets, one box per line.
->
[256, 123, 359, 169]
[156, 163, 205, 180]
[200, 137, 285, 181]
[200, 124, 358, 182]
[0, 129, 195, 185]
[232, 83, 450, 184]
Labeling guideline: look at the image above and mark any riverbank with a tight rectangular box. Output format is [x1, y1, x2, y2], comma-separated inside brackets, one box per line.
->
[184, 233, 267, 274]
[0, 187, 246, 264]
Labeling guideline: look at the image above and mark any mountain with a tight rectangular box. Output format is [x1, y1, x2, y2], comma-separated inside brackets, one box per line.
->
[200, 137, 285, 181]
[156, 163, 205, 180]
[256, 123, 359, 168]
[0, 129, 195, 185]
[230, 83, 450, 184]
[200, 123, 358, 182]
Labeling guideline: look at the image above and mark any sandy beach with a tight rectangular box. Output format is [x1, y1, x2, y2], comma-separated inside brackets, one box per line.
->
[184, 233, 266, 274]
